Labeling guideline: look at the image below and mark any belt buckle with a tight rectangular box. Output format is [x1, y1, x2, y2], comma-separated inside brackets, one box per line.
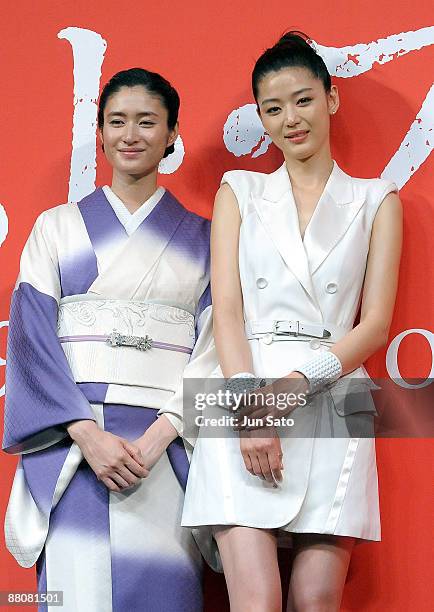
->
[107, 330, 153, 351]
[272, 320, 299, 337]
[272, 320, 281, 335]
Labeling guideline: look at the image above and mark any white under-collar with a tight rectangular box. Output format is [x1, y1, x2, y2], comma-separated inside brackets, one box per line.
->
[102, 185, 166, 236]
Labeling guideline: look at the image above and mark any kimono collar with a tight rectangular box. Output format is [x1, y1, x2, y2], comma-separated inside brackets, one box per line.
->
[102, 185, 166, 236]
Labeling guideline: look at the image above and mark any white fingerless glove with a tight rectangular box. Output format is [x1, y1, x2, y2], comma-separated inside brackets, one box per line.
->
[295, 352, 342, 394]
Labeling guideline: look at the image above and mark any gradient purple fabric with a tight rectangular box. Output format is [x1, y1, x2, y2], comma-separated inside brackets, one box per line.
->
[34, 405, 199, 612]
[195, 283, 212, 337]
[3, 284, 94, 453]
[137, 189, 210, 267]
[110, 555, 203, 612]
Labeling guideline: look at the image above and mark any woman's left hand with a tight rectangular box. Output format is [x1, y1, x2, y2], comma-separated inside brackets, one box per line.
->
[234, 372, 309, 430]
[132, 415, 178, 470]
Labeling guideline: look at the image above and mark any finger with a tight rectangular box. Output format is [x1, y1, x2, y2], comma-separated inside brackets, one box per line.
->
[110, 472, 131, 489]
[268, 454, 283, 483]
[123, 442, 146, 466]
[123, 459, 149, 479]
[102, 477, 122, 493]
[242, 451, 254, 474]
[116, 465, 140, 487]
[257, 452, 274, 483]
[249, 454, 265, 480]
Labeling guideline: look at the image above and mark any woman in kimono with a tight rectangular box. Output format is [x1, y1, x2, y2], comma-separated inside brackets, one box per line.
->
[182, 33, 402, 611]
[3, 68, 213, 611]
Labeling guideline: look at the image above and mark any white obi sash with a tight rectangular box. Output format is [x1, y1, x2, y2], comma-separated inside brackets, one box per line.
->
[57, 297, 195, 392]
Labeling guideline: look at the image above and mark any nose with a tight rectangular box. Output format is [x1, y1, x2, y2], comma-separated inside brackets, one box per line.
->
[284, 104, 300, 127]
[122, 122, 140, 144]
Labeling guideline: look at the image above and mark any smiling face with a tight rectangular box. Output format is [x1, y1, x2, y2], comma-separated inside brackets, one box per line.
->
[99, 85, 178, 178]
[257, 67, 339, 162]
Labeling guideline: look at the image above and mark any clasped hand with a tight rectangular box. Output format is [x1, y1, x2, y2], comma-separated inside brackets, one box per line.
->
[67, 416, 178, 493]
[233, 371, 309, 430]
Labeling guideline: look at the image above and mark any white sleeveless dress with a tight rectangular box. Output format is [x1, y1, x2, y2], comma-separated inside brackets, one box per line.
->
[182, 161, 397, 541]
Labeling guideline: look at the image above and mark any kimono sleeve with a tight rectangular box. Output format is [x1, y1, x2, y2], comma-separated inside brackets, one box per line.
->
[2, 211, 95, 455]
[158, 283, 218, 446]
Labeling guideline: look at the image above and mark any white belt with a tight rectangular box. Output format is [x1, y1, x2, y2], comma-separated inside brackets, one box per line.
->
[245, 320, 347, 344]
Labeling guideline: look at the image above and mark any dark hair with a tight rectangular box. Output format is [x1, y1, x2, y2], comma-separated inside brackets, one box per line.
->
[98, 68, 180, 158]
[252, 31, 331, 102]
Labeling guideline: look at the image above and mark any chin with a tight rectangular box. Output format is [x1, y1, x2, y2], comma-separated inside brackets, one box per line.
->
[284, 147, 315, 162]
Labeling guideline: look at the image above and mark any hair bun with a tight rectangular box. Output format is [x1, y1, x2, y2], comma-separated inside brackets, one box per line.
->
[275, 31, 312, 49]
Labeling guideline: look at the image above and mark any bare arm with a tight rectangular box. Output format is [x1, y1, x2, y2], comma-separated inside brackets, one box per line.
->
[329, 192, 403, 372]
[211, 183, 253, 376]
[212, 182, 283, 484]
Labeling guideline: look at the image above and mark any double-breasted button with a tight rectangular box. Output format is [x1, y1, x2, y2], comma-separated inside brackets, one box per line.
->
[256, 277, 268, 289]
[309, 339, 321, 350]
[262, 334, 273, 345]
[325, 281, 338, 294]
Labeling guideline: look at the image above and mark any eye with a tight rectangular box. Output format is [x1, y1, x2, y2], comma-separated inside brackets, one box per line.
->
[297, 97, 312, 105]
[109, 119, 123, 126]
[140, 120, 155, 126]
[265, 106, 280, 114]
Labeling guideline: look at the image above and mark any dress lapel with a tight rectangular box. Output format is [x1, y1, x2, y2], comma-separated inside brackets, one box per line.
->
[253, 163, 317, 302]
[88, 190, 188, 299]
[303, 164, 365, 274]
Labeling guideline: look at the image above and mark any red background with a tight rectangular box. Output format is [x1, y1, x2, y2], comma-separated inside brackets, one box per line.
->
[0, 1, 433, 610]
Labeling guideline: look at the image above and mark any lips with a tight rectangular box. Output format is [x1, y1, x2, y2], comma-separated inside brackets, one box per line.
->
[285, 130, 309, 141]
[118, 149, 144, 153]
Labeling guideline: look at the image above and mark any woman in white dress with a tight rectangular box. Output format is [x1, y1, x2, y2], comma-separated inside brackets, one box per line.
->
[182, 32, 402, 611]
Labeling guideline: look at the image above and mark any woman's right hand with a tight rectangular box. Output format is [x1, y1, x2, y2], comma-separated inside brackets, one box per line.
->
[66, 420, 149, 492]
[239, 426, 283, 486]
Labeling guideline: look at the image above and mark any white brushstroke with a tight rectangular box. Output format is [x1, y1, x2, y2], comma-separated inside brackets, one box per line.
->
[158, 135, 185, 174]
[0, 320, 8, 398]
[0, 202, 8, 247]
[224, 104, 272, 157]
[0, 204, 8, 397]
[314, 26, 434, 77]
[58, 28, 107, 202]
[381, 84, 433, 189]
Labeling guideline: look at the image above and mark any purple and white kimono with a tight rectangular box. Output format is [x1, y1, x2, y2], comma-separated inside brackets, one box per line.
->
[3, 186, 216, 612]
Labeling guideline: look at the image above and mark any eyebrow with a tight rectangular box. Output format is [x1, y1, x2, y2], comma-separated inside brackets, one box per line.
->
[107, 111, 159, 118]
[260, 88, 314, 106]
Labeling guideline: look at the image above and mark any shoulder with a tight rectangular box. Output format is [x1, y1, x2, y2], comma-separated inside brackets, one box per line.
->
[32, 202, 81, 236]
[220, 168, 269, 198]
[218, 168, 276, 219]
[183, 207, 211, 235]
[168, 191, 211, 239]
[339, 166, 398, 204]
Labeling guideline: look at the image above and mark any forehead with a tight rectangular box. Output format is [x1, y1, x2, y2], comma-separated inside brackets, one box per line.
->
[104, 85, 166, 114]
[257, 67, 321, 100]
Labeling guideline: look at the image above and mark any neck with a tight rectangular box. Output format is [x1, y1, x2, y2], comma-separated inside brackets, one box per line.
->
[283, 147, 334, 191]
[110, 169, 158, 213]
